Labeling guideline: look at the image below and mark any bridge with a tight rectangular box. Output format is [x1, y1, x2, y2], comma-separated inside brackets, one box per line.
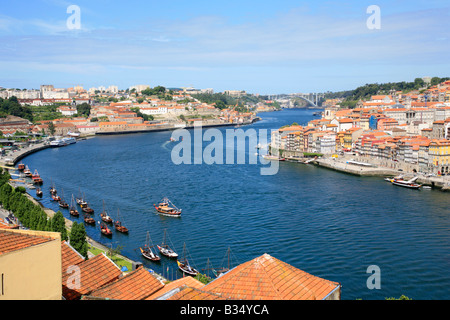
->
[267, 92, 325, 108]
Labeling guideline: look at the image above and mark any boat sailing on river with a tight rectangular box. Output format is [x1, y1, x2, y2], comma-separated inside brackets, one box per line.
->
[153, 197, 182, 217]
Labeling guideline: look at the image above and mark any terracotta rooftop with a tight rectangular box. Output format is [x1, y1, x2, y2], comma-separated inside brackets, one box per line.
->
[62, 253, 122, 300]
[146, 275, 204, 300]
[61, 241, 84, 274]
[0, 229, 53, 255]
[202, 253, 340, 300]
[88, 266, 164, 300]
[167, 286, 228, 300]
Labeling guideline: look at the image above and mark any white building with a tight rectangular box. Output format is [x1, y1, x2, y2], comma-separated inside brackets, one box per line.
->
[139, 106, 168, 115]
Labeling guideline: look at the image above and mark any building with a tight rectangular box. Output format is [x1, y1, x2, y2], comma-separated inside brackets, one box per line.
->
[429, 139, 450, 174]
[0, 229, 62, 300]
[0, 115, 32, 134]
[57, 105, 77, 116]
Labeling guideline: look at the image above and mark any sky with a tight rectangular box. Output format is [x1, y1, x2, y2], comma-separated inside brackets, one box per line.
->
[0, 0, 449, 94]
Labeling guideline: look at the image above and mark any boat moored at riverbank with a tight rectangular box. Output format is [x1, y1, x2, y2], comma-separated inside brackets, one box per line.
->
[391, 177, 422, 189]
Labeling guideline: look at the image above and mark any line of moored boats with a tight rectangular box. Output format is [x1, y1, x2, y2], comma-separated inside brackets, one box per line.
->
[15, 161, 201, 276]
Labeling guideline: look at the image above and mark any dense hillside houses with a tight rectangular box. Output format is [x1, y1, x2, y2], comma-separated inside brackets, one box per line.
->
[271, 80, 450, 175]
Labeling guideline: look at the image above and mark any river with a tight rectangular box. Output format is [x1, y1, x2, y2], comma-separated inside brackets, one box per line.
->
[21, 108, 450, 300]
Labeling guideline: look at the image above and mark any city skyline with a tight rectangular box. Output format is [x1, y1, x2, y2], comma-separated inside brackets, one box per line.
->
[1, 0, 449, 94]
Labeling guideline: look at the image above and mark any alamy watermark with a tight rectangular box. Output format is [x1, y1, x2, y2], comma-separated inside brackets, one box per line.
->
[366, 265, 381, 290]
[66, 4, 81, 30]
[366, 5, 381, 30]
[170, 123, 280, 176]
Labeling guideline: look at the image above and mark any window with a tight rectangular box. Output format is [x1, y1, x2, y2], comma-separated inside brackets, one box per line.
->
[1, 273, 4, 296]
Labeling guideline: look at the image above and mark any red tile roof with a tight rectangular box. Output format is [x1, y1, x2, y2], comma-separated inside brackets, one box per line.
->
[88, 266, 164, 300]
[62, 253, 122, 300]
[61, 241, 85, 274]
[145, 275, 205, 300]
[0, 229, 53, 255]
[167, 286, 228, 300]
[202, 253, 340, 300]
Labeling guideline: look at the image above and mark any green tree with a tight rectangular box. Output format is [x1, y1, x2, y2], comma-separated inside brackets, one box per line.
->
[69, 221, 88, 258]
[48, 122, 56, 135]
[51, 211, 68, 241]
[76, 103, 91, 117]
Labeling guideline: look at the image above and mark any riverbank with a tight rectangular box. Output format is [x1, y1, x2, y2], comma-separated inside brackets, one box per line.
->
[311, 156, 450, 190]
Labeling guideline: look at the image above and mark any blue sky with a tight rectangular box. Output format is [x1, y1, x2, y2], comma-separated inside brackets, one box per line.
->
[1, 0, 449, 94]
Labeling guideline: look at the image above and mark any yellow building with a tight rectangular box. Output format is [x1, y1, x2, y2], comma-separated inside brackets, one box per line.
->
[0, 229, 62, 300]
[429, 139, 450, 174]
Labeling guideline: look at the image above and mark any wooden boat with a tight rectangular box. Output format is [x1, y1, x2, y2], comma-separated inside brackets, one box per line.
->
[81, 204, 94, 214]
[177, 243, 199, 276]
[100, 222, 112, 237]
[114, 209, 129, 233]
[213, 247, 235, 277]
[17, 163, 25, 171]
[51, 193, 61, 201]
[69, 195, 79, 217]
[83, 213, 95, 225]
[140, 231, 160, 262]
[153, 197, 182, 217]
[58, 189, 69, 208]
[76, 189, 87, 207]
[31, 170, 43, 184]
[157, 229, 178, 258]
[100, 200, 113, 223]
[36, 188, 43, 197]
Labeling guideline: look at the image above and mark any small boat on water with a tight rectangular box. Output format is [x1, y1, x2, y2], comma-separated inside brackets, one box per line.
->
[23, 166, 32, 177]
[114, 209, 129, 233]
[36, 188, 43, 197]
[17, 163, 25, 171]
[50, 139, 67, 147]
[31, 170, 43, 184]
[69, 195, 79, 217]
[75, 189, 87, 206]
[153, 197, 182, 217]
[391, 176, 422, 189]
[140, 231, 160, 262]
[83, 213, 95, 225]
[100, 222, 112, 237]
[100, 200, 113, 223]
[81, 203, 94, 214]
[157, 229, 178, 258]
[177, 243, 199, 276]
[51, 192, 61, 201]
[62, 137, 77, 145]
[58, 189, 69, 209]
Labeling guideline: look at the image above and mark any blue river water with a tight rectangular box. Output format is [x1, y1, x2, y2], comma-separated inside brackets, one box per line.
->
[20, 108, 450, 300]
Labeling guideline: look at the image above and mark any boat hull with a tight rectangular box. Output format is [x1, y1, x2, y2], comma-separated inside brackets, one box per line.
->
[140, 247, 161, 262]
[157, 245, 178, 258]
[392, 181, 422, 189]
[177, 260, 199, 276]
